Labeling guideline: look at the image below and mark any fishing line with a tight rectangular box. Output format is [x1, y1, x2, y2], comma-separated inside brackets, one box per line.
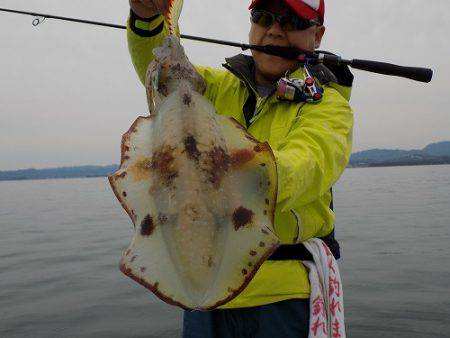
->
[0, 7, 433, 83]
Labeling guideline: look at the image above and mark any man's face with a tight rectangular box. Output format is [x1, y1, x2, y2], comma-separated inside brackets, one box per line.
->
[249, 0, 325, 84]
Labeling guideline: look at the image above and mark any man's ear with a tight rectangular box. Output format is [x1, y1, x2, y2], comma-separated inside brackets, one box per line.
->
[314, 25, 326, 49]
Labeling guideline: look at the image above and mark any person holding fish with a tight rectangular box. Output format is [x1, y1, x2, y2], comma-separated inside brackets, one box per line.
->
[126, 0, 353, 337]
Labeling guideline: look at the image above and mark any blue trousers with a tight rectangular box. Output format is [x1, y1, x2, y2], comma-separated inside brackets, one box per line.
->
[182, 299, 310, 338]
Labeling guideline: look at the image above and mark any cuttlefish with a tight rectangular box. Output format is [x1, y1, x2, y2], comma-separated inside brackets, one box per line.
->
[109, 0, 279, 311]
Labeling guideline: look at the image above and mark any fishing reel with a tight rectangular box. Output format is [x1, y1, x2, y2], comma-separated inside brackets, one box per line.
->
[276, 66, 323, 104]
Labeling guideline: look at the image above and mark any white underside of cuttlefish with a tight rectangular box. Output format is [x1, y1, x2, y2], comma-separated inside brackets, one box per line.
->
[109, 34, 279, 310]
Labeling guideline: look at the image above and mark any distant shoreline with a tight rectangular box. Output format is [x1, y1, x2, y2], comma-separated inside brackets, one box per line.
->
[0, 165, 118, 183]
[2, 141, 449, 182]
[349, 160, 450, 168]
[1, 162, 449, 182]
[0, 175, 109, 183]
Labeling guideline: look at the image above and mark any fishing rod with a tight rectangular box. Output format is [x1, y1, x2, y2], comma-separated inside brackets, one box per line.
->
[0, 7, 433, 83]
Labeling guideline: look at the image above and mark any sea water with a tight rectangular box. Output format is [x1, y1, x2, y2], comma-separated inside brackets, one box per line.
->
[0, 165, 449, 337]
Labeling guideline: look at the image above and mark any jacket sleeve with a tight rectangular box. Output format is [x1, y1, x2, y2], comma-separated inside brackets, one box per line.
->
[127, 13, 170, 85]
[273, 87, 353, 212]
[127, 13, 226, 104]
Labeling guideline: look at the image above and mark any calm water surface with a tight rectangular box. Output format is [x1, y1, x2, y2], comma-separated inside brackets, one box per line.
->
[1, 165, 449, 337]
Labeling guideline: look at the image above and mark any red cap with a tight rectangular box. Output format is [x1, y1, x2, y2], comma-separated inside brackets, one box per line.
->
[249, 0, 325, 24]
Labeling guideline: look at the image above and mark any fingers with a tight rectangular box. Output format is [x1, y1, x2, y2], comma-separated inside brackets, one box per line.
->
[130, 0, 169, 18]
[156, 0, 169, 14]
[131, 0, 168, 15]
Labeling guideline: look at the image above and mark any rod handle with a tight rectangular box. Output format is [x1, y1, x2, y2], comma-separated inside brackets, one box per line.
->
[351, 59, 433, 83]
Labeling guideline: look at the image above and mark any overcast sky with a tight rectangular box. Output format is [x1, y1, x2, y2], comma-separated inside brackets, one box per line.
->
[0, 0, 449, 170]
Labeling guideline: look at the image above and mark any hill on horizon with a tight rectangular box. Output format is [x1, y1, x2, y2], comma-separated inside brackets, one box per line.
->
[1, 141, 449, 181]
[349, 141, 450, 167]
[0, 165, 118, 181]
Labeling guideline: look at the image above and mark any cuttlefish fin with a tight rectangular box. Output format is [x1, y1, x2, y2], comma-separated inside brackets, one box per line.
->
[109, 116, 154, 224]
[196, 116, 279, 309]
[109, 115, 194, 308]
[218, 116, 278, 228]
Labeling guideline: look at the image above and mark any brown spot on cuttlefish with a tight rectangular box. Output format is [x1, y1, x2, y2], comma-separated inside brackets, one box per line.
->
[151, 145, 178, 187]
[183, 93, 192, 106]
[232, 207, 254, 230]
[140, 214, 155, 236]
[158, 213, 168, 224]
[158, 83, 168, 96]
[230, 149, 255, 167]
[184, 135, 200, 162]
[254, 145, 263, 153]
[206, 146, 230, 189]
[117, 172, 127, 179]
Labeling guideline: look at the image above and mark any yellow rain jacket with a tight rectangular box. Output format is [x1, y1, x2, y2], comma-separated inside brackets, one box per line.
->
[127, 14, 354, 309]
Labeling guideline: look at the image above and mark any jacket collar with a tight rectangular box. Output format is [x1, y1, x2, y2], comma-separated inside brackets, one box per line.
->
[222, 53, 354, 101]
[223, 54, 262, 95]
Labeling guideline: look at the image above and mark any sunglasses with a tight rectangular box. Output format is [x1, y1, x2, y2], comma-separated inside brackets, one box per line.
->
[251, 9, 320, 31]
